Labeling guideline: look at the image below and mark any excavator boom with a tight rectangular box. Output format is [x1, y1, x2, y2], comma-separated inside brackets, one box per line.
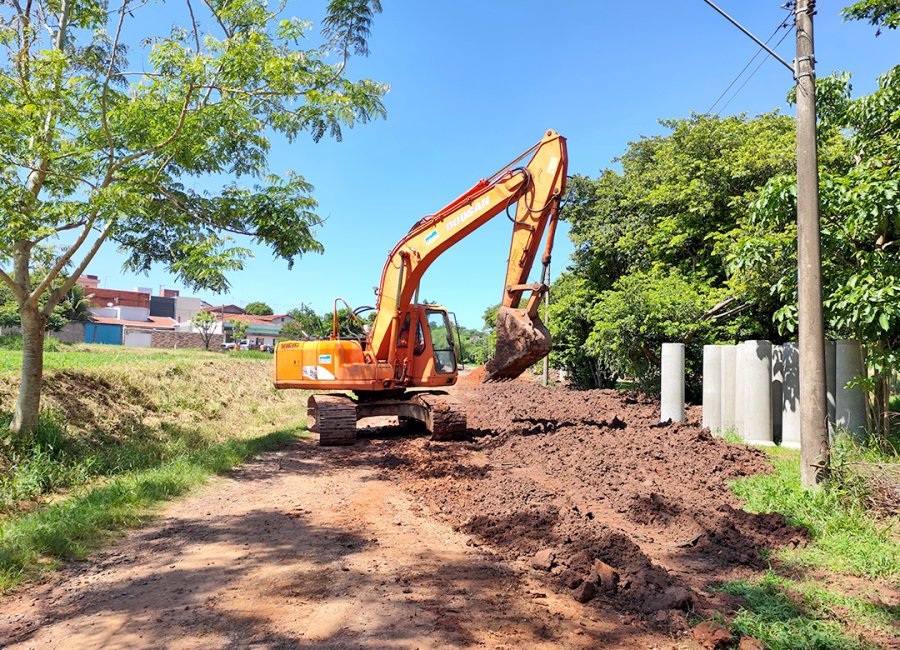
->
[369, 129, 568, 380]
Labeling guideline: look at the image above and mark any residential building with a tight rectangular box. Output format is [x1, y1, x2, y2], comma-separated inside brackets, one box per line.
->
[73, 276, 289, 349]
[75, 274, 100, 290]
[179, 306, 296, 348]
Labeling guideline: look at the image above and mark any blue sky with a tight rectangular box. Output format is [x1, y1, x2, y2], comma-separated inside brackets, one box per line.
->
[82, 1, 898, 327]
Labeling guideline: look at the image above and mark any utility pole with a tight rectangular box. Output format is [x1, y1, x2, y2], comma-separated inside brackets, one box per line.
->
[794, 0, 829, 488]
[701, 0, 829, 489]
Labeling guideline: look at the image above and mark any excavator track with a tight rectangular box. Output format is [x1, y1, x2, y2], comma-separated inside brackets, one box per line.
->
[307, 394, 357, 446]
[415, 393, 467, 440]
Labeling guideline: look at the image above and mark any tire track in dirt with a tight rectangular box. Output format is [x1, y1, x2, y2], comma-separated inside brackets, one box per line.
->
[0, 439, 669, 649]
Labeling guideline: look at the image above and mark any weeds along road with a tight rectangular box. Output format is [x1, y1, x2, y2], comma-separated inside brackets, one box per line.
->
[0, 432, 663, 649]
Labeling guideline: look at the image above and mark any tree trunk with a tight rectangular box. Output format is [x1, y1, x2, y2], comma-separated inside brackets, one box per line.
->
[874, 373, 891, 441]
[11, 303, 46, 436]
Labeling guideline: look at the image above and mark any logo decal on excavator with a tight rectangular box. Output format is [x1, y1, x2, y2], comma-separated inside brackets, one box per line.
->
[424, 229, 439, 246]
[302, 365, 336, 380]
[445, 196, 490, 233]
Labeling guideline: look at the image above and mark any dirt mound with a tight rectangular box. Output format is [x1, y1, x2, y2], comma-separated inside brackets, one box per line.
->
[456, 365, 535, 385]
[457, 365, 488, 384]
[381, 381, 806, 627]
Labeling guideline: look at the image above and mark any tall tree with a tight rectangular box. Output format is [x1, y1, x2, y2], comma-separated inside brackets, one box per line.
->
[229, 320, 249, 347]
[731, 67, 899, 440]
[0, 0, 387, 436]
[553, 113, 846, 391]
[282, 304, 329, 339]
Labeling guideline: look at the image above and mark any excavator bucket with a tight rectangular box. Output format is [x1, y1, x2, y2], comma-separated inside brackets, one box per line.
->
[484, 306, 552, 381]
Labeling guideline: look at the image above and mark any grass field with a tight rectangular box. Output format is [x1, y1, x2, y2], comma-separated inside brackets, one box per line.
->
[0, 338, 273, 374]
[0, 343, 309, 590]
[721, 443, 900, 649]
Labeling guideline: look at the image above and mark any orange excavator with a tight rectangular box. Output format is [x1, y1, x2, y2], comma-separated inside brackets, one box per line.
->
[274, 130, 568, 444]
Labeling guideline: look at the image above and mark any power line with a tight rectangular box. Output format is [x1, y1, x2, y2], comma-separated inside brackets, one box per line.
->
[701, 0, 795, 72]
[717, 23, 796, 114]
[706, 7, 793, 115]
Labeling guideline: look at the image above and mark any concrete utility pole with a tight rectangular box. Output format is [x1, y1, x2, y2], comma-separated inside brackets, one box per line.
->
[795, 0, 829, 488]
[702, 0, 830, 489]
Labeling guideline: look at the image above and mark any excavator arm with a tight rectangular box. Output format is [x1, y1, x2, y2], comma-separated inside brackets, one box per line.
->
[368, 129, 568, 380]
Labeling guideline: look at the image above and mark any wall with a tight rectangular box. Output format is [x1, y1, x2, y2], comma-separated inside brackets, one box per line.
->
[87, 287, 150, 309]
[75, 275, 100, 290]
[123, 329, 153, 347]
[174, 297, 205, 324]
[116, 305, 151, 322]
[90, 305, 151, 322]
[49, 322, 85, 344]
[149, 295, 176, 319]
[150, 330, 223, 350]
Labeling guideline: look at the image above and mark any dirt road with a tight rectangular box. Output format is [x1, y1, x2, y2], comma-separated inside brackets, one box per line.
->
[1, 380, 802, 648]
[0, 436, 667, 648]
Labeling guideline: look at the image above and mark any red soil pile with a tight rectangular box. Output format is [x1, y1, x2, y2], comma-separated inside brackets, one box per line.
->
[373, 381, 806, 629]
[456, 365, 534, 384]
[456, 365, 488, 384]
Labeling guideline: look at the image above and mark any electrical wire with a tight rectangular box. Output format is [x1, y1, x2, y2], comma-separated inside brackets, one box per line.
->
[717, 23, 795, 114]
[706, 5, 794, 115]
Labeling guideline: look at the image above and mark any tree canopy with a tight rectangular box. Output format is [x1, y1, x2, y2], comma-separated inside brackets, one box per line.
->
[842, 0, 900, 31]
[191, 309, 219, 350]
[0, 0, 387, 434]
[551, 112, 846, 394]
[729, 66, 900, 436]
[245, 301, 274, 316]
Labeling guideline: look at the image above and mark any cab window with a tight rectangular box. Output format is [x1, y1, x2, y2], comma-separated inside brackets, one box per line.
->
[426, 310, 456, 373]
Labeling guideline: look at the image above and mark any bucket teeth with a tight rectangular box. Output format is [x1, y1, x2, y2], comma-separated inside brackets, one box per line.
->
[484, 306, 551, 381]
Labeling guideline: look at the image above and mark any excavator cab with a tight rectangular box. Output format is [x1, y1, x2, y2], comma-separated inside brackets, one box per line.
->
[396, 305, 458, 385]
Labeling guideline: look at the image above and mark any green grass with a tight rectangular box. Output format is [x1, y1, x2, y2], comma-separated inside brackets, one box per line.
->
[230, 349, 273, 360]
[0, 412, 226, 512]
[0, 334, 69, 353]
[0, 344, 239, 374]
[712, 440, 900, 648]
[730, 447, 899, 578]
[0, 427, 305, 591]
[717, 572, 895, 650]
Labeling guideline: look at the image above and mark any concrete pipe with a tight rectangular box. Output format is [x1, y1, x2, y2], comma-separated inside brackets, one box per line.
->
[702, 345, 723, 433]
[825, 340, 836, 437]
[741, 340, 774, 446]
[835, 340, 867, 438]
[771, 343, 784, 444]
[660, 343, 685, 423]
[734, 342, 751, 438]
[720, 345, 737, 433]
[781, 342, 801, 449]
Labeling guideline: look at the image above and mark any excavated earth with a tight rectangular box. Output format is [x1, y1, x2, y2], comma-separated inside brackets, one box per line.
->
[368, 379, 806, 631]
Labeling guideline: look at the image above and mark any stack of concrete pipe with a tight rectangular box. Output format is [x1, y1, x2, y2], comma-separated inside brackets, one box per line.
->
[700, 340, 868, 447]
